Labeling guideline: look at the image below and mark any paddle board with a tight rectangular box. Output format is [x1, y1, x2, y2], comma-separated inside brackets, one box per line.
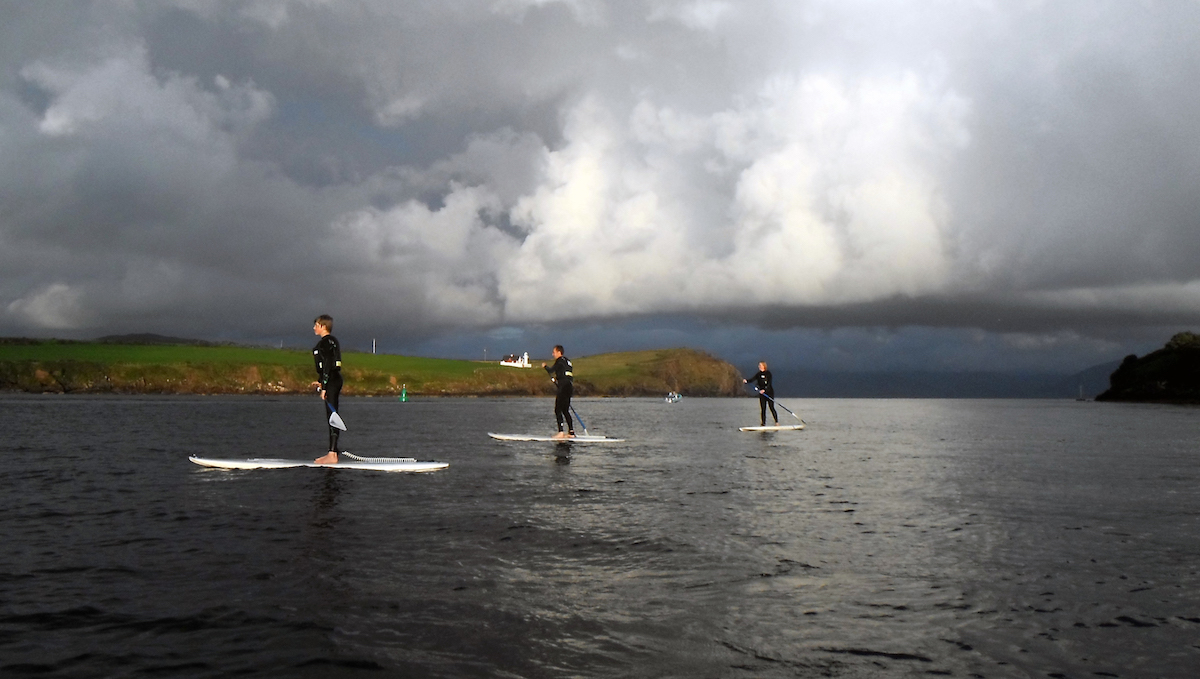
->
[488, 433, 624, 443]
[189, 454, 448, 472]
[739, 424, 805, 431]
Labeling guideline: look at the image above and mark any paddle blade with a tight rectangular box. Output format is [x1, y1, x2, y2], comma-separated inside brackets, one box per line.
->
[329, 410, 347, 431]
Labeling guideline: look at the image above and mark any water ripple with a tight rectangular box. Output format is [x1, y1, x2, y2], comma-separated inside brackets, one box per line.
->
[1, 395, 1197, 677]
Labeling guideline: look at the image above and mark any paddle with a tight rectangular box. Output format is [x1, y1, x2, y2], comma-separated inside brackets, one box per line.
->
[569, 404, 589, 436]
[326, 401, 347, 431]
[315, 384, 347, 430]
[746, 383, 806, 425]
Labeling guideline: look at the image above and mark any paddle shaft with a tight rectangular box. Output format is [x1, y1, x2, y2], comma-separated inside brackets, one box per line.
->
[569, 404, 588, 435]
[747, 384, 805, 424]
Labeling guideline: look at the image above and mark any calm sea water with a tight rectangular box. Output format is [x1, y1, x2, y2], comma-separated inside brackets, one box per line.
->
[2, 394, 1198, 678]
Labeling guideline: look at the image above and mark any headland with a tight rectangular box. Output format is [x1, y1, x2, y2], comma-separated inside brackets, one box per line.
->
[1095, 331, 1200, 403]
[0, 338, 744, 397]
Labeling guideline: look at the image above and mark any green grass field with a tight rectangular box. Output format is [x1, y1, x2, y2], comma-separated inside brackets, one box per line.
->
[0, 342, 315, 365]
[0, 340, 743, 396]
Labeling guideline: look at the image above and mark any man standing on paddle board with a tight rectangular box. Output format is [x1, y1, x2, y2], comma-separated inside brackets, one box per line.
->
[311, 315, 343, 464]
[744, 361, 778, 426]
[542, 345, 575, 439]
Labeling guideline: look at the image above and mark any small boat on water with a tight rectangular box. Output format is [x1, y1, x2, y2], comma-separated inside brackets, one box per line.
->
[665, 391, 682, 403]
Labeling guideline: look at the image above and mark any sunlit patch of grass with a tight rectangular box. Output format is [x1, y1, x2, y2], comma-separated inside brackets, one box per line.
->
[0, 341, 742, 396]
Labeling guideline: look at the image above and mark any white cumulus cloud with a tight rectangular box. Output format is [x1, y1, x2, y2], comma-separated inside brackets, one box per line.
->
[6, 283, 90, 330]
[1, 0, 1199, 366]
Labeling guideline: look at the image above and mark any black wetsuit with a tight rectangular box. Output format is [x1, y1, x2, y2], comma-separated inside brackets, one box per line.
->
[544, 355, 574, 434]
[313, 334, 343, 452]
[747, 369, 777, 425]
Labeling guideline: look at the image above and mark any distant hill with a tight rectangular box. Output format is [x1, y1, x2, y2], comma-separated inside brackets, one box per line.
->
[0, 340, 742, 397]
[1052, 359, 1123, 399]
[1, 335, 1127, 399]
[770, 361, 1121, 399]
[95, 333, 218, 346]
[1096, 332, 1200, 402]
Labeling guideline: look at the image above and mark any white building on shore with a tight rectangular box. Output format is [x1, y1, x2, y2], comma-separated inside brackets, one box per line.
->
[500, 352, 531, 368]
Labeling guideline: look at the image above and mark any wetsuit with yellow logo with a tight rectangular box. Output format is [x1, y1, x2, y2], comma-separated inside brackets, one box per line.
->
[544, 355, 574, 434]
[313, 334, 343, 452]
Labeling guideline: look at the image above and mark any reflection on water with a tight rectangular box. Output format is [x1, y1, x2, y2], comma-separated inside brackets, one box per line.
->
[312, 470, 343, 515]
[1, 394, 1197, 678]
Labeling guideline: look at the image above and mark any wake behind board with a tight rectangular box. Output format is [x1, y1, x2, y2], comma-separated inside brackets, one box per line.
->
[488, 433, 624, 443]
[739, 424, 806, 432]
[189, 453, 448, 472]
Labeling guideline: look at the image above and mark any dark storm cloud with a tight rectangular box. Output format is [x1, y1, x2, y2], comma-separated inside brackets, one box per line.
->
[941, 2, 1200, 292]
[0, 0, 1198, 370]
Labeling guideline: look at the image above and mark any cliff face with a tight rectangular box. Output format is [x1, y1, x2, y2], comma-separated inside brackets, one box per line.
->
[0, 341, 745, 397]
[1096, 332, 1200, 402]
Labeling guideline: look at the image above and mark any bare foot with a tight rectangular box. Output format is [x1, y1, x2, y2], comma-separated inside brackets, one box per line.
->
[314, 452, 338, 465]
[552, 431, 569, 439]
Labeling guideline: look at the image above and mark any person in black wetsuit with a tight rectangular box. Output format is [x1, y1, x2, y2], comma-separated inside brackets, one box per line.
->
[744, 361, 778, 426]
[542, 345, 574, 438]
[310, 315, 343, 464]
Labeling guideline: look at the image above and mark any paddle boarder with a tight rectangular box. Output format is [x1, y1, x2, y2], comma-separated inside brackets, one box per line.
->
[744, 361, 778, 426]
[542, 345, 575, 439]
[310, 315, 343, 464]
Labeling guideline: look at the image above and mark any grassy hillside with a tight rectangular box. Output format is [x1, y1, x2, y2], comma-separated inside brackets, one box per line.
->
[573, 349, 743, 396]
[0, 339, 743, 397]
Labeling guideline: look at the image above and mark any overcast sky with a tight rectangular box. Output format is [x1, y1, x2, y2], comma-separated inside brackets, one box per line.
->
[2, 0, 1198, 373]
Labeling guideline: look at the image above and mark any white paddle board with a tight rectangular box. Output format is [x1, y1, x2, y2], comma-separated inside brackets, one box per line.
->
[739, 424, 805, 431]
[189, 454, 448, 472]
[488, 433, 624, 443]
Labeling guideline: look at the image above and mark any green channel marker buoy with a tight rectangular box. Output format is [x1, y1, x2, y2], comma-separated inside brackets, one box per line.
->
[400, 384, 408, 402]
